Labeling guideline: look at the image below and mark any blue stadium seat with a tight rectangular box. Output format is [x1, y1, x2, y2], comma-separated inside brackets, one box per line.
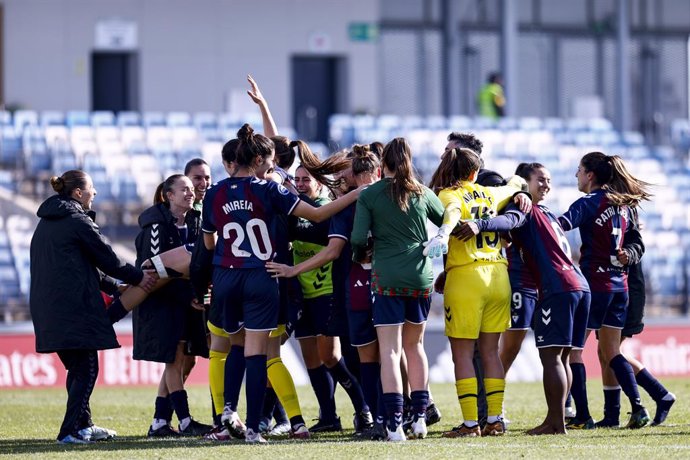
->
[0, 111, 11, 126]
[167, 112, 192, 127]
[117, 111, 141, 127]
[448, 115, 471, 130]
[143, 112, 166, 127]
[91, 111, 115, 126]
[1, 127, 22, 166]
[193, 112, 218, 130]
[40, 110, 65, 126]
[66, 111, 90, 127]
[13, 110, 38, 130]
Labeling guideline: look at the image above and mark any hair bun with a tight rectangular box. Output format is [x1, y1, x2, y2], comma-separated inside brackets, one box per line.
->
[351, 144, 371, 158]
[237, 123, 254, 141]
[50, 176, 65, 192]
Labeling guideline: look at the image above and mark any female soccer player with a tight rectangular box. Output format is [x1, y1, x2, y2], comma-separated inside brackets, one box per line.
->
[499, 163, 542, 376]
[349, 137, 444, 441]
[427, 147, 529, 438]
[199, 123, 362, 443]
[133, 174, 212, 437]
[596, 205, 676, 428]
[266, 143, 375, 435]
[559, 152, 653, 430]
[461, 162, 590, 435]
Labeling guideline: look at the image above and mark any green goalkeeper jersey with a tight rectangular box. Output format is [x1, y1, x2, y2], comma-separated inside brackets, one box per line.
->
[351, 179, 445, 297]
[292, 196, 333, 298]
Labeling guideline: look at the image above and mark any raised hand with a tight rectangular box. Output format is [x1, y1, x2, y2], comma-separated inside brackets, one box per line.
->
[247, 74, 266, 105]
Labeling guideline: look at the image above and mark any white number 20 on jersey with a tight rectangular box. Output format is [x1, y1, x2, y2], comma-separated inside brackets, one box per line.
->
[222, 218, 273, 260]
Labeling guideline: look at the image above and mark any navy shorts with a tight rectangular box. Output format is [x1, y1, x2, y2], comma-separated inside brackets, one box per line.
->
[212, 267, 279, 333]
[587, 291, 629, 330]
[533, 290, 590, 349]
[295, 295, 336, 339]
[372, 294, 431, 326]
[508, 290, 538, 330]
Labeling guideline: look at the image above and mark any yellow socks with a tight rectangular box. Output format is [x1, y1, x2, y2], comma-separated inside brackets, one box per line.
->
[267, 357, 302, 419]
[484, 378, 505, 417]
[208, 350, 227, 417]
[455, 377, 478, 422]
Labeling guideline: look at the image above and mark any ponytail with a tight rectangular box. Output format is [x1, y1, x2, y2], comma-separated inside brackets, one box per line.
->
[351, 144, 380, 176]
[294, 140, 351, 190]
[381, 137, 424, 212]
[236, 123, 274, 168]
[428, 147, 481, 193]
[581, 151, 652, 207]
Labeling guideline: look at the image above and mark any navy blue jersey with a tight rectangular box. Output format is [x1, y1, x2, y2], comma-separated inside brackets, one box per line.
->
[506, 204, 589, 299]
[506, 243, 538, 294]
[328, 202, 358, 307]
[202, 177, 300, 269]
[558, 190, 629, 292]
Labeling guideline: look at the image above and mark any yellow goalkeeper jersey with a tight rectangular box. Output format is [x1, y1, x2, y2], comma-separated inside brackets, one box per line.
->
[438, 181, 521, 270]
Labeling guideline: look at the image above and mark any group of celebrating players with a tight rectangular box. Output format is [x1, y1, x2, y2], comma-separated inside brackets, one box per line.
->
[34, 75, 677, 444]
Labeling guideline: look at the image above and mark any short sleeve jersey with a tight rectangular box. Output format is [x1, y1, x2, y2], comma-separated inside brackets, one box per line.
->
[558, 190, 629, 292]
[506, 204, 589, 299]
[202, 176, 300, 269]
[438, 182, 518, 270]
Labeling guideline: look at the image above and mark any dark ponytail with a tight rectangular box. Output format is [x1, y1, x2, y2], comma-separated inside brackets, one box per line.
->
[50, 170, 89, 197]
[381, 137, 424, 212]
[351, 144, 380, 176]
[236, 123, 274, 168]
[294, 140, 351, 189]
[581, 151, 652, 207]
[428, 148, 481, 193]
[154, 174, 186, 205]
[273, 136, 295, 169]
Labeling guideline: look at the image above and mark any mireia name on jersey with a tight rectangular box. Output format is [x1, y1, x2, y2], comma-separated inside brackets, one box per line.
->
[221, 200, 254, 213]
[201, 177, 299, 269]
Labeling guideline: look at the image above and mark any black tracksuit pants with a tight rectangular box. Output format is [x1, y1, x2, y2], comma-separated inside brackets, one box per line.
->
[56, 350, 99, 440]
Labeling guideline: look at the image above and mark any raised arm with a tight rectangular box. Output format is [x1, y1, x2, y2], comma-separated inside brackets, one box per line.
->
[292, 187, 361, 223]
[247, 74, 278, 138]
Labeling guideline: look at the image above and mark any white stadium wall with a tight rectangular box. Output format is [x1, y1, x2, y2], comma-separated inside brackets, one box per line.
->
[3, 0, 380, 127]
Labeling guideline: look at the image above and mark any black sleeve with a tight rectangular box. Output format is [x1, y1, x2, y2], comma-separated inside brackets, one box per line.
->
[189, 231, 214, 302]
[75, 214, 144, 286]
[99, 271, 120, 295]
[623, 207, 645, 265]
[288, 194, 330, 245]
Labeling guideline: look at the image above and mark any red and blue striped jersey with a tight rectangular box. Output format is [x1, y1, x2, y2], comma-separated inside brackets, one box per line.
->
[506, 204, 589, 299]
[202, 177, 300, 269]
[558, 190, 629, 292]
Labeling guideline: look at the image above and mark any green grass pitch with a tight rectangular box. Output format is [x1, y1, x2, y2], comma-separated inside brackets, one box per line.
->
[1, 379, 688, 459]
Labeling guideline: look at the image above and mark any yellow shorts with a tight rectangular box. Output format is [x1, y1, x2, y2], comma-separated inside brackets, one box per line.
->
[444, 262, 511, 339]
[207, 320, 230, 338]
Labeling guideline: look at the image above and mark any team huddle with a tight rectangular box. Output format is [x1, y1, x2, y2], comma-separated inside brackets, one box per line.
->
[30, 77, 676, 444]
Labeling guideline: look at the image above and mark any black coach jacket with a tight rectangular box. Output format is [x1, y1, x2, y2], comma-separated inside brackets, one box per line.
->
[132, 203, 206, 363]
[30, 195, 144, 353]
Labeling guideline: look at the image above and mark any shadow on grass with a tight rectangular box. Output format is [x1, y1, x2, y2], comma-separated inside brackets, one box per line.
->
[0, 431, 373, 454]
